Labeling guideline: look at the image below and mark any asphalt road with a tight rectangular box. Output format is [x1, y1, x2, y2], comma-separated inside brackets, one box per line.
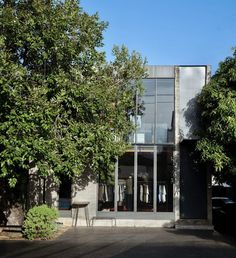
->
[0, 227, 236, 258]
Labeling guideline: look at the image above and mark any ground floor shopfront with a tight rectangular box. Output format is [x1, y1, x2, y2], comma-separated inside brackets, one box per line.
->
[58, 65, 212, 228]
[95, 145, 175, 227]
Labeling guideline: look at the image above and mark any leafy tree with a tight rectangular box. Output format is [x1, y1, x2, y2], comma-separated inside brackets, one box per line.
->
[197, 49, 236, 182]
[0, 0, 146, 188]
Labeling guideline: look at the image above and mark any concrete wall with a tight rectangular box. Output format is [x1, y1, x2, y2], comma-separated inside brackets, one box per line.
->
[146, 65, 175, 78]
[71, 182, 97, 226]
[174, 66, 181, 222]
[28, 167, 59, 208]
[179, 66, 207, 140]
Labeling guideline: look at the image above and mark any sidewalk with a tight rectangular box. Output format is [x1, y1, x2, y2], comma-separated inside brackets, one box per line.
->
[0, 227, 236, 258]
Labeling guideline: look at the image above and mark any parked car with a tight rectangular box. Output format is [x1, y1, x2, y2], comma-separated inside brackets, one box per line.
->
[212, 197, 234, 210]
[212, 198, 236, 232]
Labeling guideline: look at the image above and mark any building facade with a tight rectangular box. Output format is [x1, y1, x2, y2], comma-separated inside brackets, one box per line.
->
[58, 65, 212, 228]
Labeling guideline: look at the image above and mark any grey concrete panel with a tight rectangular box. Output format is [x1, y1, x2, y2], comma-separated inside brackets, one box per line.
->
[146, 65, 175, 78]
[179, 66, 207, 140]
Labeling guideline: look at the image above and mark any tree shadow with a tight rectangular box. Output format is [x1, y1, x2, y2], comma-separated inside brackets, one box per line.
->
[165, 228, 236, 247]
[181, 94, 201, 140]
[72, 170, 97, 198]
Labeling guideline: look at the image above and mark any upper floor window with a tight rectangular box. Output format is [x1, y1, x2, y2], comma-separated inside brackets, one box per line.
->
[130, 78, 175, 144]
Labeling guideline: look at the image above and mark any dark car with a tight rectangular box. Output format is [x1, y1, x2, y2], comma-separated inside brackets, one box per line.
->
[212, 197, 234, 210]
[213, 200, 236, 232]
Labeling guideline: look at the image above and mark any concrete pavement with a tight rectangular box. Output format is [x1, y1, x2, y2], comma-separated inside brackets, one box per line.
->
[0, 227, 236, 258]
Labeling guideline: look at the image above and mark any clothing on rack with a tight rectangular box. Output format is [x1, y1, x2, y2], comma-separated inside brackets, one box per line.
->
[106, 186, 113, 202]
[118, 184, 125, 202]
[144, 184, 149, 203]
[140, 184, 143, 202]
[139, 184, 150, 203]
[98, 184, 114, 202]
[158, 184, 166, 203]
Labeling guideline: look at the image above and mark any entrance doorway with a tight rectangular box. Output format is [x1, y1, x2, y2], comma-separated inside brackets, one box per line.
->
[58, 175, 72, 210]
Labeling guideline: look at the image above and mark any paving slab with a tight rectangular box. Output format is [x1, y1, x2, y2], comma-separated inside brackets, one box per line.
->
[0, 227, 236, 258]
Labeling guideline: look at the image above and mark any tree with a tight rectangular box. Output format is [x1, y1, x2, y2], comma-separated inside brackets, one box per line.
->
[0, 0, 146, 189]
[196, 49, 236, 182]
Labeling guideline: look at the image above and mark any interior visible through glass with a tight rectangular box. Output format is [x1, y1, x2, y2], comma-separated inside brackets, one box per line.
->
[97, 77, 174, 213]
[98, 181, 115, 212]
[117, 153, 134, 211]
[157, 146, 173, 212]
[137, 152, 154, 211]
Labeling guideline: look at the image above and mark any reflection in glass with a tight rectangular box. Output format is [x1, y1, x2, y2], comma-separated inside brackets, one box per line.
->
[118, 153, 134, 211]
[156, 102, 174, 143]
[157, 146, 173, 212]
[137, 152, 153, 212]
[156, 79, 174, 144]
[156, 79, 174, 95]
[131, 78, 174, 144]
[136, 79, 155, 144]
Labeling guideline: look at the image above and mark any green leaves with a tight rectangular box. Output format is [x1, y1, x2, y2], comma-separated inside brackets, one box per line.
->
[0, 0, 146, 187]
[22, 204, 59, 240]
[197, 48, 236, 179]
[196, 139, 231, 172]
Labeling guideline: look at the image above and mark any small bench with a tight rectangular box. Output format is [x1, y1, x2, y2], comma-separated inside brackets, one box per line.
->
[90, 216, 116, 227]
[0, 225, 22, 233]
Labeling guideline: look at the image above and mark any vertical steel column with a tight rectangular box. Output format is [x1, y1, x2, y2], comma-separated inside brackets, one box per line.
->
[134, 146, 138, 212]
[153, 146, 157, 212]
[155, 78, 157, 144]
[115, 159, 118, 213]
[154, 78, 158, 212]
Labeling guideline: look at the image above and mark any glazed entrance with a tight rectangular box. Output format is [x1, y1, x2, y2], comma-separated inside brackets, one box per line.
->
[98, 146, 173, 213]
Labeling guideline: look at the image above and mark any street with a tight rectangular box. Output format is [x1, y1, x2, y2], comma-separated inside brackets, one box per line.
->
[0, 227, 236, 258]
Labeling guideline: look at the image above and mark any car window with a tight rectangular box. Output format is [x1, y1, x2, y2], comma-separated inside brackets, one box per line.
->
[212, 199, 223, 207]
[224, 199, 234, 204]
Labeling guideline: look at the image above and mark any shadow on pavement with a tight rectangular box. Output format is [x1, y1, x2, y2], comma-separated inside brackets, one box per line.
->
[0, 227, 236, 258]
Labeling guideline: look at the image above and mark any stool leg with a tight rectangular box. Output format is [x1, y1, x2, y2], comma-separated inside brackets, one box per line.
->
[72, 208, 76, 226]
[75, 208, 79, 227]
[85, 206, 90, 227]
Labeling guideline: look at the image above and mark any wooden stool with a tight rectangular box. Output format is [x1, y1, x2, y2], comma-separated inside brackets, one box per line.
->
[71, 202, 90, 227]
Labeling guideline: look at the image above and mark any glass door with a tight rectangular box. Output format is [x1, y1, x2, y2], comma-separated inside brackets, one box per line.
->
[117, 152, 134, 211]
[137, 151, 154, 212]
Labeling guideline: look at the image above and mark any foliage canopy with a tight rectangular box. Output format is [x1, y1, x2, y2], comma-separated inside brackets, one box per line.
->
[197, 49, 236, 181]
[0, 0, 146, 187]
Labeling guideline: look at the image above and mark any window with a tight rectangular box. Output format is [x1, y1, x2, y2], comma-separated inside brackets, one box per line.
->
[137, 151, 154, 211]
[133, 78, 174, 144]
[156, 146, 174, 212]
[98, 147, 174, 213]
[97, 77, 175, 213]
[117, 153, 134, 211]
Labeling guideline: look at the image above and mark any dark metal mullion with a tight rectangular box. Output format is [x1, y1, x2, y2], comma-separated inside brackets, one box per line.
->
[154, 79, 158, 212]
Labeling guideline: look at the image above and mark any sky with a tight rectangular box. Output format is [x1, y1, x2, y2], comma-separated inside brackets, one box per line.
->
[81, 0, 236, 74]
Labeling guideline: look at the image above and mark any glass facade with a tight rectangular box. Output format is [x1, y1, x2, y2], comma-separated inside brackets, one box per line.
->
[156, 146, 174, 212]
[98, 78, 174, 213]
[117, 153, 134, 211]
[134, 78, 175, 144]
[137, 151, 154, 211]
